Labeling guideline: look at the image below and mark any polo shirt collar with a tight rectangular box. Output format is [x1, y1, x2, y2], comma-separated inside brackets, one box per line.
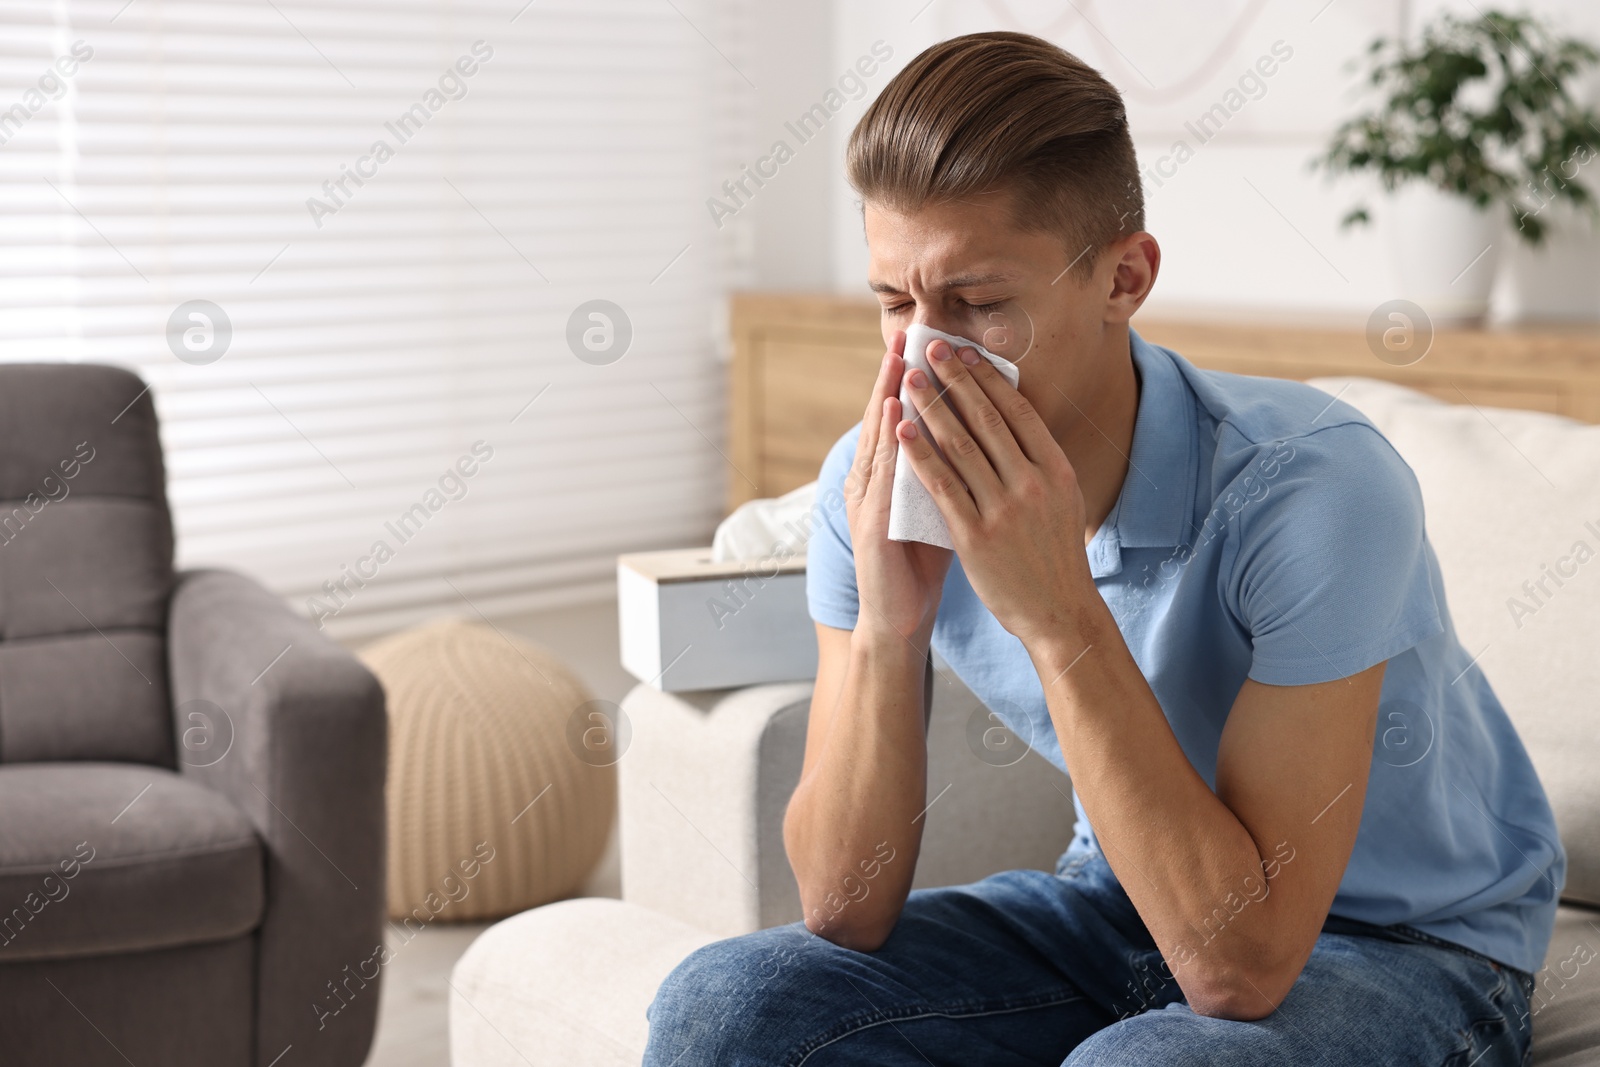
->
[1085, 328, 1198, 578]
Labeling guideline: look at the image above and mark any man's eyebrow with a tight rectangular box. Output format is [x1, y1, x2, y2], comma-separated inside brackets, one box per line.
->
[867, 271, 1020, 296]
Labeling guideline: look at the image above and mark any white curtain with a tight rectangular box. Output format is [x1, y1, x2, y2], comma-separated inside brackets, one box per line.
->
[1, 0, 753, 638]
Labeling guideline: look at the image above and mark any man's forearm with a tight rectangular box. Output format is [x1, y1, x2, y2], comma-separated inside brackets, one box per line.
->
[783, 630, 929, 950]
[1026, 597, 1297, 1015]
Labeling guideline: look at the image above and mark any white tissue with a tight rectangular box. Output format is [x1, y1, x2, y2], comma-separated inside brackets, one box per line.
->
[710, 481, 817, 563]
[889, 323, 1021, 548]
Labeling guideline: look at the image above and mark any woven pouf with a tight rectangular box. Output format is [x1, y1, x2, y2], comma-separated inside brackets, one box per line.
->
[359, 617, 616, 922]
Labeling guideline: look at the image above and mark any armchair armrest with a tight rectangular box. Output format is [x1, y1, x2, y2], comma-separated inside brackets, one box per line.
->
[618, 666, 1075, 939]
[168, 569, 387, 1067]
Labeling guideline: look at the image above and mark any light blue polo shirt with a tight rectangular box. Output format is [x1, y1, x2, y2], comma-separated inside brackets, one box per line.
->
[806, 327, 1566, 976]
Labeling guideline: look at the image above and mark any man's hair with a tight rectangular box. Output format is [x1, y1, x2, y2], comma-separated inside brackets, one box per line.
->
[846, 31, 1143, 282]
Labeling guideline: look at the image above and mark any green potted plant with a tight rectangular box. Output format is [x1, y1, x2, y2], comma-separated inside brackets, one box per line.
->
[1315, 9, 1600, 322]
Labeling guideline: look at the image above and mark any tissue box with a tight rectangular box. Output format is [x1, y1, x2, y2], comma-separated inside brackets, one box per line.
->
[617, 547, 817, 692]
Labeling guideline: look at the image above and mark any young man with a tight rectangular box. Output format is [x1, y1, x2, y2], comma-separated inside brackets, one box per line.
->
[644, 31, 1565, 1065]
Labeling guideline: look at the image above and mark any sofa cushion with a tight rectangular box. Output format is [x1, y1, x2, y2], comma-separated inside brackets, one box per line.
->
[0, 763, 263, 962]
[1311, 378, 1600, 908]
[450, 898, 716, 1067]
[1529, 904, 1600, 1065]
[0, 364, 175, 766]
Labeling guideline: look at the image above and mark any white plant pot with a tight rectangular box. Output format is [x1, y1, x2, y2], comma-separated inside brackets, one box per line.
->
[1387, 184, 1500, 324]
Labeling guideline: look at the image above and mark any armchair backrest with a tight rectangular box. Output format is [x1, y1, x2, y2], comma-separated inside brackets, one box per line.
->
[0, 364, 176, 766]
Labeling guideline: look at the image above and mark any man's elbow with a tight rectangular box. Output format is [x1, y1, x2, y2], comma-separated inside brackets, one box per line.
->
[1181, 961, 1298, 1021]
[1185, 987, 1278, 1022]
[802, 909, 895, 953]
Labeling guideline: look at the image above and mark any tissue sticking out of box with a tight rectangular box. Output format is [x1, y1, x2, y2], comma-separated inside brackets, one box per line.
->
[711, 481, 819, 563]
[889, 323, 1021, 549]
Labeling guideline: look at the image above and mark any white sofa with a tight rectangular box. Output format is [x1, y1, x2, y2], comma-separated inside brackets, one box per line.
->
[450, 377, 1600, 1066]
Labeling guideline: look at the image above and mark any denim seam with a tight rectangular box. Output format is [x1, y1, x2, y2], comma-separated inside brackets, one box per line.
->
[1439, 963, 1515, 1067]
[786, 989, 1088, 1067]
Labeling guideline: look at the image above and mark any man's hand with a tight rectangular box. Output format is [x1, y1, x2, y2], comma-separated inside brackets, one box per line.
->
[894, 337, 1094, 654]
[847, 331, 954, 645]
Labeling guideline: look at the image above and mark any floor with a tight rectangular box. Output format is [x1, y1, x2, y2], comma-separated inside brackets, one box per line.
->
[360, 595, 634, 1067]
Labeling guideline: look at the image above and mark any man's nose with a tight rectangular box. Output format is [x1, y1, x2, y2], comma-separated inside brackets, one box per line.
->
[908, 304, 968, 341]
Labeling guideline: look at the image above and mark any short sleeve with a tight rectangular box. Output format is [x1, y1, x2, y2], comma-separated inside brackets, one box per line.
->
[805, 424, 863, 631]
[1228, 423, 1444, 686]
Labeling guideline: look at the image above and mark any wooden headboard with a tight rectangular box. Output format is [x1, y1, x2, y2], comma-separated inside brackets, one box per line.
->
[727, 292, 1600, 511]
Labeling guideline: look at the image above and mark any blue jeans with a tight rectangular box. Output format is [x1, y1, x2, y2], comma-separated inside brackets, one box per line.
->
[643, 847, 1536, 1066]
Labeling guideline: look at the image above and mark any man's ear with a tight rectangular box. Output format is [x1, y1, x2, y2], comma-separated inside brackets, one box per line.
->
[1102, 231, 1160, 325]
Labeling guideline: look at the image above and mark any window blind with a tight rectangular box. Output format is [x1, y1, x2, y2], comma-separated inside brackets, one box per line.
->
[0, 0, 753, 640]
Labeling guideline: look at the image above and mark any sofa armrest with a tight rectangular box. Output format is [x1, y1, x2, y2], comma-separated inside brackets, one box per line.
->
[618, 666, 1075, 939]
[168, 569, 387, 1067]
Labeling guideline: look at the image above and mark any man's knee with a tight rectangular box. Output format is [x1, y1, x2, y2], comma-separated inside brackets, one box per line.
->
[1062, 1005, 1244, 1066]
[644, 924, 838, 1066]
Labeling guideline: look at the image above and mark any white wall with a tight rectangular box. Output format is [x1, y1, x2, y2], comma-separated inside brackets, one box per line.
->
[737, 1, 838, 289]
[738, 0, 1600, 322]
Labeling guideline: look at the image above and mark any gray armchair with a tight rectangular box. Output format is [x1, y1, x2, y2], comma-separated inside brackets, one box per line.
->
[0, 364, 387, 1067]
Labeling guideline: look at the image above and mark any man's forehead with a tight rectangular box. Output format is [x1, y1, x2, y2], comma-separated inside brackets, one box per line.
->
[867, 270, 1022, 294]
[863, 203, 1055, 292]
